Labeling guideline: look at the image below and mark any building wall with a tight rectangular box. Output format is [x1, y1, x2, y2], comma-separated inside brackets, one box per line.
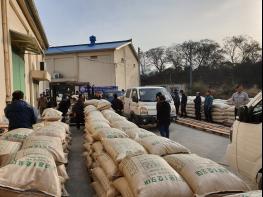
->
[45, 51, 116, 86]
[114, 45, 139, 90]
[0, 4, 7, 121]
[0, 0, 46, 119]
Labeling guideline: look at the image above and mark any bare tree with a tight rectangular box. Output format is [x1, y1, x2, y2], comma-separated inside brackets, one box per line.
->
[166, 44, 184, 71]
[195, 39, 224, 68]
[145, 47, 168, 73]
[223, 35, 262, 64]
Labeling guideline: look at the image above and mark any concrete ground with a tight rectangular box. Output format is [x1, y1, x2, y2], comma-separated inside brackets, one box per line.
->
[65, 126, 94, 197]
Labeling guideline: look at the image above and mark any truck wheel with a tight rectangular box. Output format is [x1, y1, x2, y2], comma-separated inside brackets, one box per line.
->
[257, 171, 262, 189]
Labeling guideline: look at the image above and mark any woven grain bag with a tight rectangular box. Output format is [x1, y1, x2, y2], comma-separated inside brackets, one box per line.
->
[91, 167, 119, 197]
[163, 154, 249, 197]
[225, 191, 262, 197]
[102, 138, 147, 163]
[0, 140, 21, 156]
[57, 164, 69, 183]
[113, 177, 135, 197]
[86, 122, 111, 135]
[91, 182, 106, 197]
[22, 136, 67, 164]
[45, 121, 70, 133]
[92, 141, 104, 154]
[138, 135, 190, 156]
[119, 154, 193, 197]
[0, 128, 34, 143]
[97, 152, 121, 180]
[97, 99, 112, 111]
[0, 148, 61, 197]
[33, 125, 66, 143]
[84, 105, 97, 115]
[93, 128, 129, 141]
[42, 108, 62, 121]
[110, 120, 138, 132]
[125, 128, 156, 140]
[101, 110, 126, 123]
[84, 99, 100, 107]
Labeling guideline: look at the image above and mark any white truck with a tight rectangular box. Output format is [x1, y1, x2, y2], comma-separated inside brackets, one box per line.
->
[123, 86, 176, 125]
[225, 91, 262, 189]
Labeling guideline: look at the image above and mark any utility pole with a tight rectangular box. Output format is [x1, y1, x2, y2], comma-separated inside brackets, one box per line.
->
[138, 47, 142, 85]
[189, 45, 193, 95]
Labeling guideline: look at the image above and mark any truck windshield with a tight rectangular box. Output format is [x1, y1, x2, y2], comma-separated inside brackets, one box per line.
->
[139, 88, 172, 102]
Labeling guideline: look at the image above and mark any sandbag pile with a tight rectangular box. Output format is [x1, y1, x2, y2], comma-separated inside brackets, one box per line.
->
[0, 115, 71, 196]
[185, 97, 236, 126]
[84, 101, 250, 197]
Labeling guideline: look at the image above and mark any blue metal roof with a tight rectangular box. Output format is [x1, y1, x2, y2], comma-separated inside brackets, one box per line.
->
[45, 39, 132, 55]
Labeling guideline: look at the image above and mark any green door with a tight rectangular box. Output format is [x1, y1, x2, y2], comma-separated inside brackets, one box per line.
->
[12, 49, 25, 93]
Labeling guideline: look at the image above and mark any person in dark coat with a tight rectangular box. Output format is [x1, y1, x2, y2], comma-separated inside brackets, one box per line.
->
[194, 92, 202, 120]
[157, 95, 171, 138]
[58, 95, 71, 122]
[4, 90, 37, 130]
[204, 90, 214, 122]
[180, 90, 187, 118]
[72, 95, 84, 129]
[172, 89, 180, 116]
[111, 94, 124, 115]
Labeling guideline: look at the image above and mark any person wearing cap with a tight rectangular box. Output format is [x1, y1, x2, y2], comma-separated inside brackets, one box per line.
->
[157, 95, 171, 138]
[204, 90, 214, 122]
[180, 90, 187, 118]
[228, 84, 249, 119]
[4, 90, 37, 130]
[194, 92, 202, 120]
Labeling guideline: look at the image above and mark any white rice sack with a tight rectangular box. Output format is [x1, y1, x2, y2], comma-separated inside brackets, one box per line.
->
[137, 136, 190, 156]
[97, 99, 112, 111]
[0, 140, 21, 157]
[163, 154, 249, 196]
[102, 138, 147, 163]
[225, 191, 262, 197]
[0, 128, 34, 143]
[119, 154, 193, 197]
[92, 128, 129, 141]
[42, 108, 62, 121]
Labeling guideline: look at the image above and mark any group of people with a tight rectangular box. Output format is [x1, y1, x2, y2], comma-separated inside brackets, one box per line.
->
[172, 84, 249, 123]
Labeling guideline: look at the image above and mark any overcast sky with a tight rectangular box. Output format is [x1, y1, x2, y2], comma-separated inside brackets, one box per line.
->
[35, 0, 262, 51]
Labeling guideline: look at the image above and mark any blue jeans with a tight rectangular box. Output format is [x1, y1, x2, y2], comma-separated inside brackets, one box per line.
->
[159, 125, 170, 138]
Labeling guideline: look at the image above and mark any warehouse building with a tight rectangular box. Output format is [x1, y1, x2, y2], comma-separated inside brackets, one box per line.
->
[44, 36, 140, 96]
[0, 0, 50, 119]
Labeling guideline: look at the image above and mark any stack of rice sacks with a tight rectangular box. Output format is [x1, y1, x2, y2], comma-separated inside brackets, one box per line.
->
[0, 108, 71, 197]
[83, 100, 251, 197]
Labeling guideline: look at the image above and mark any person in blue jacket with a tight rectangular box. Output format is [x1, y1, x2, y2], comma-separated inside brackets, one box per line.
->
[204, 90, 214, 122]
[4, 90, 37, 130]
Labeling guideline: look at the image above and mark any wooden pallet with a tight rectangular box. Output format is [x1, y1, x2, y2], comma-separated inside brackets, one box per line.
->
[176, 118, 230, 137]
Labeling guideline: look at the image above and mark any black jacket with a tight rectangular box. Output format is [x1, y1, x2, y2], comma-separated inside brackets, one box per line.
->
[111, 98, 123, 112]
[72, 100, 84, 120]
[58, 99, 70, 115]
[181, 94, 187, 105]
[157, 101, 171, 126]
[4, 100, 37, 130]
[173, 92, 180, 106]
[194, 96, 202, 109]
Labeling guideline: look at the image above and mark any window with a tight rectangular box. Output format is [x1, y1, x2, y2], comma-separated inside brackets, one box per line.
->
[125, 89, 131, 98]
[251, 101, 262, 123]
[132, 89, 138, 99]
[90, 56, 98, 60]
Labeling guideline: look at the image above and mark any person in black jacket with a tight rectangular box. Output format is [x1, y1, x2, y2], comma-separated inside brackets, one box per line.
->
[5, 90, 37, 130]
[172, 89, 180, 116]
[111, 94, 124, 115]
[194, 92, 202, 120]
[72, 95, 84, 129]
[58, 95, 71, 122]
[180, 90, 187, 118]
[157, 95, 171, 138]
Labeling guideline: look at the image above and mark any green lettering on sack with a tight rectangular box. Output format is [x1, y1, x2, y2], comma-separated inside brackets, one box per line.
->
[144, 179, 151, 185]
[195, 171, 203, 176]
[158, 176, 164, 181]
